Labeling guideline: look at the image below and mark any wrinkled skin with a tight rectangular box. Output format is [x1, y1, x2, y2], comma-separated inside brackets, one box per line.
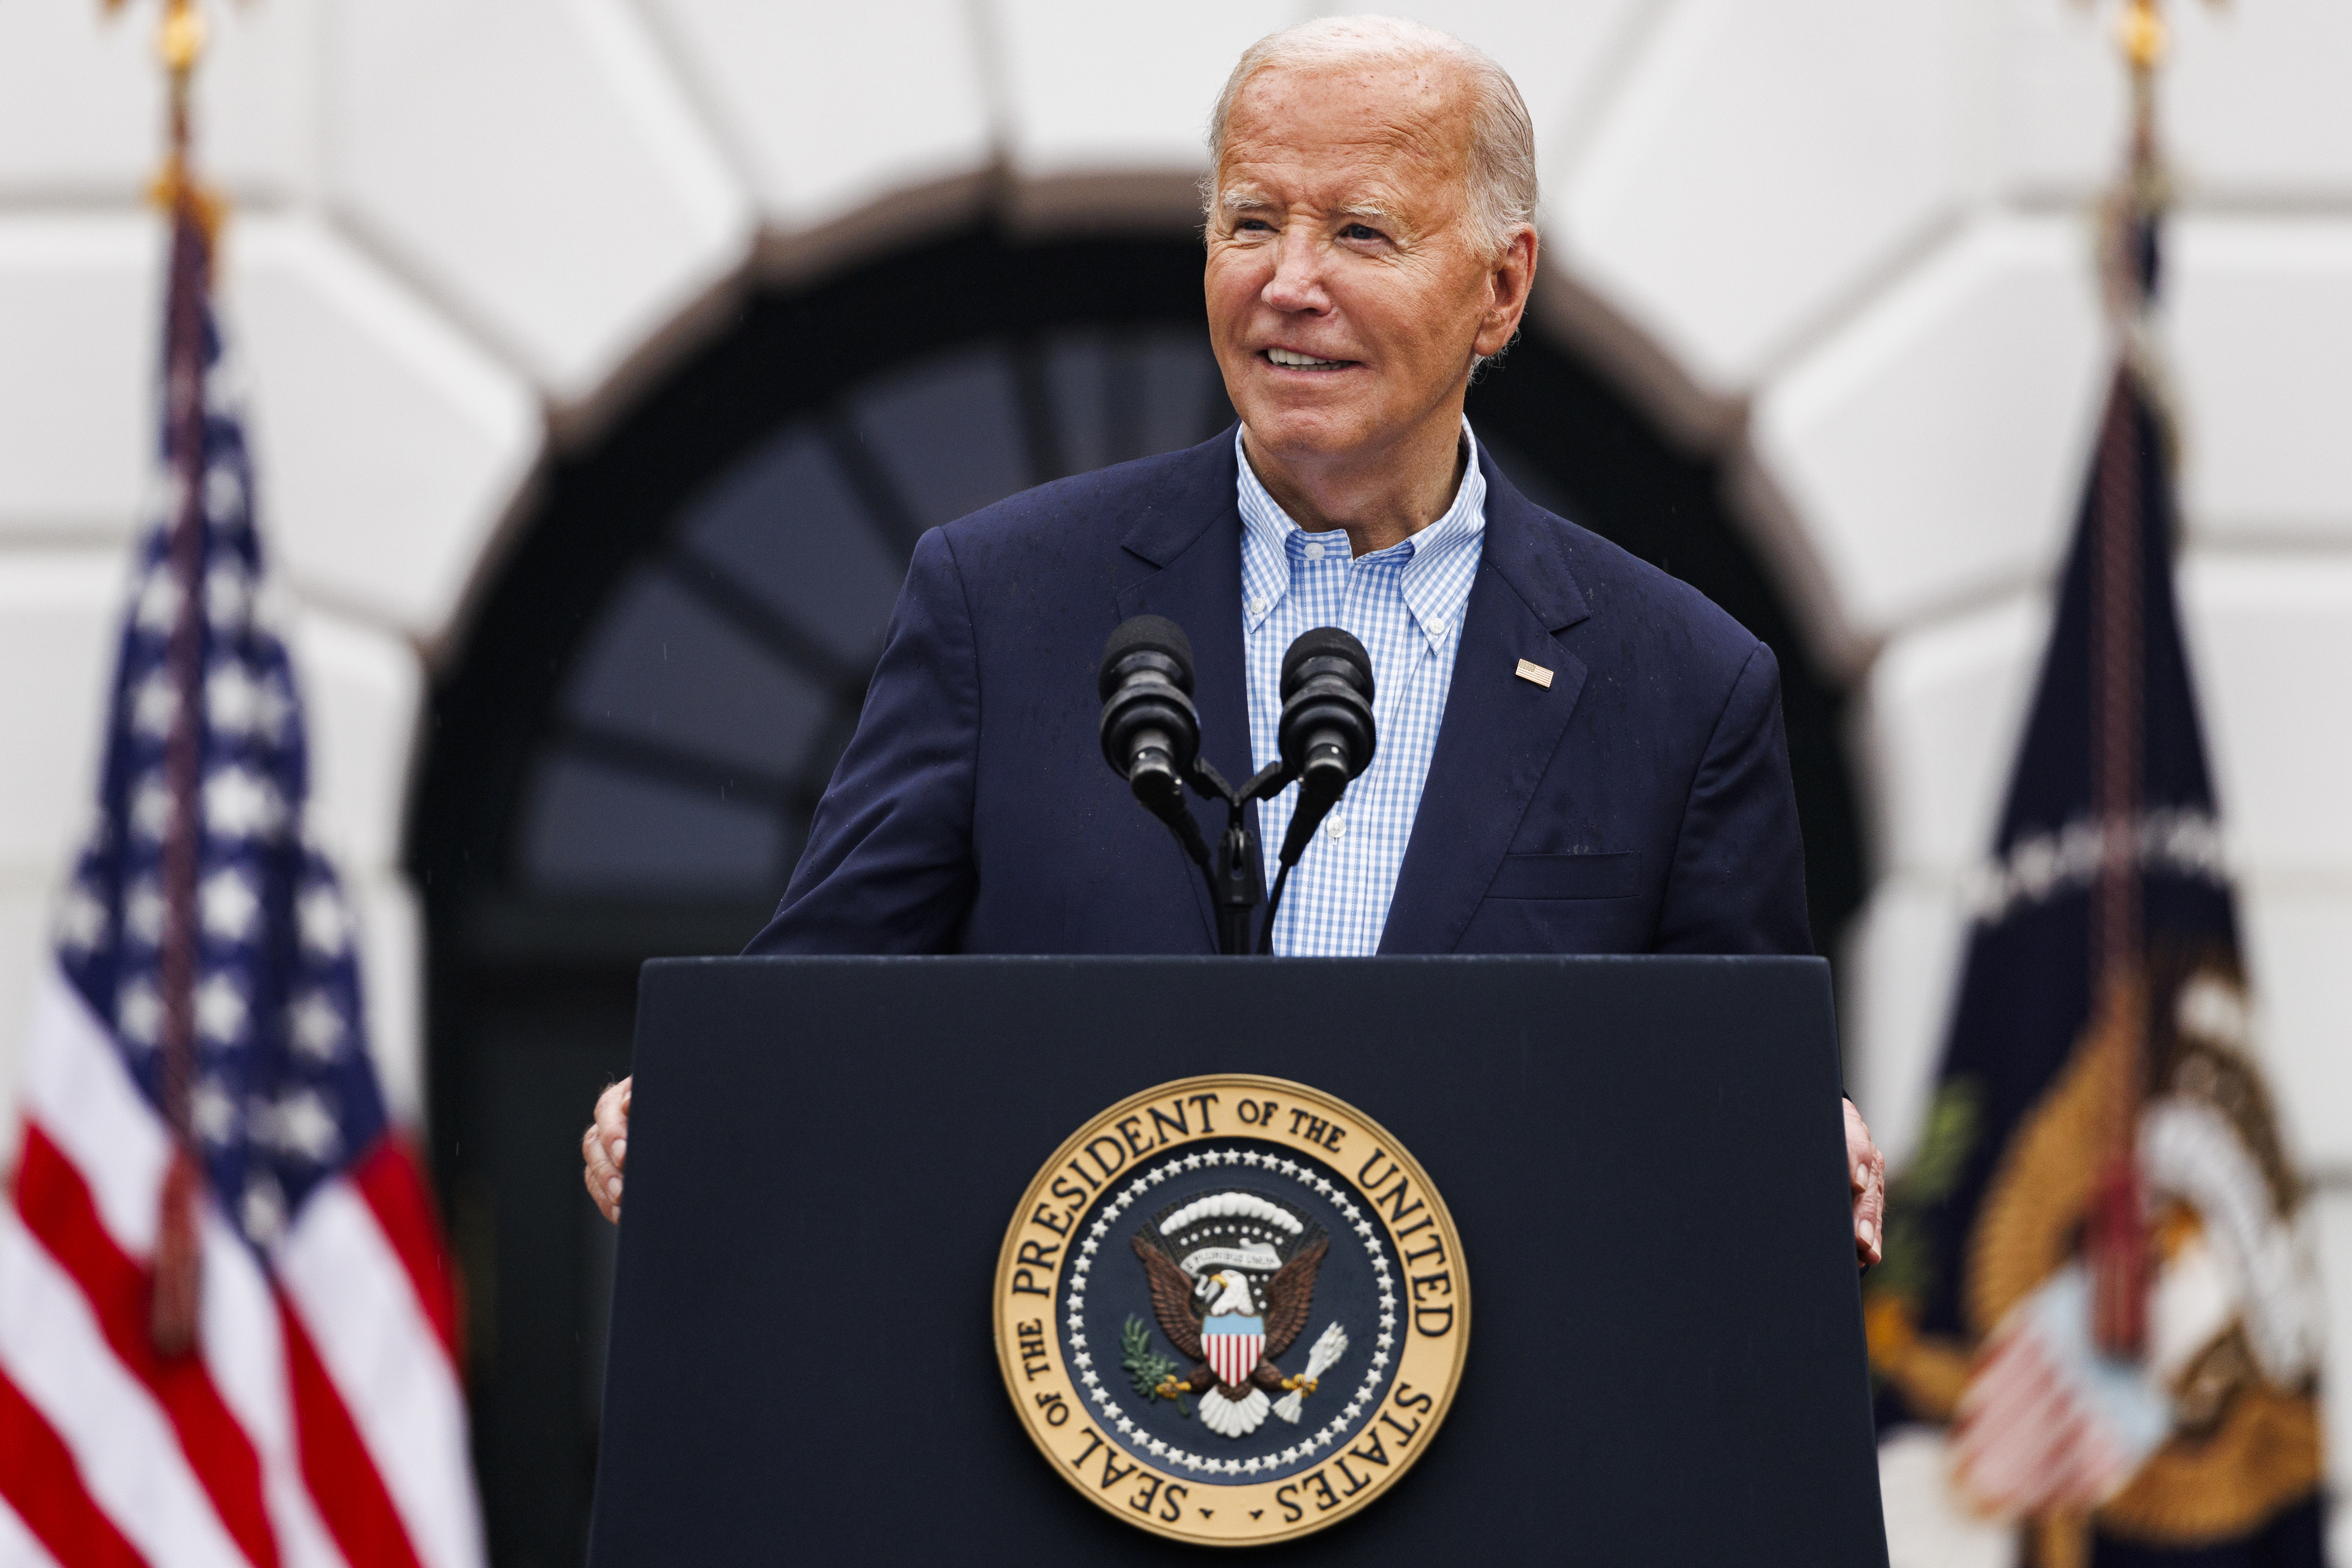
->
[1848, 1098, 1886, 1267]
[1204, 55, 1534, 556]
[584, 1078, 627, 1222]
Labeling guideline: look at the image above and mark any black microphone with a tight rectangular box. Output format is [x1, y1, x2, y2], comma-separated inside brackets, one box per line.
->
[1259, 628, 1375, 951]
[1275, 627, 1375, 857]
[1098, 616, 1206, 859]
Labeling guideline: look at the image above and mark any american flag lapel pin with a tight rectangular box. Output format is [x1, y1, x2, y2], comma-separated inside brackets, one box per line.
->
[1514, 658, 1554, 688]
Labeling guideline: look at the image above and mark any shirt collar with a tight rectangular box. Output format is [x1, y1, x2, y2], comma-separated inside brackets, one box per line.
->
[1235, 419, 1488, 653]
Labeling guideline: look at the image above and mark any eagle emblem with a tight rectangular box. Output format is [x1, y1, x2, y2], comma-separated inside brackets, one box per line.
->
[1129, 1189, 1347, 1438]
[998, 1078, 1471, 1544]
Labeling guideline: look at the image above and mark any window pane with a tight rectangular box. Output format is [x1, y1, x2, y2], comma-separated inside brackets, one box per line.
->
[676, 427, 904, 670]
[1043, 326, 1117, 474]
[848, 343, 1031, 527]
[562, 570, 830, 779]
[1044, 326, 1223, 476]
[519, 753, 785, 893]
[1135, 327, 1227, 453]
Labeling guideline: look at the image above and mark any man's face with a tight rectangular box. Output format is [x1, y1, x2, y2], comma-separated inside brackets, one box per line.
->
[1204, 60, 1522, 469]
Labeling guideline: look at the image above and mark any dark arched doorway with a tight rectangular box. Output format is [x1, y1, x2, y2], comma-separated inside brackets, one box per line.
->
[407, 226, 1860, 1564]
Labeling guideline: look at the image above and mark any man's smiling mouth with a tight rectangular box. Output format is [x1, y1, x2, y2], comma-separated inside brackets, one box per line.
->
[1264, 347, 1354, 370]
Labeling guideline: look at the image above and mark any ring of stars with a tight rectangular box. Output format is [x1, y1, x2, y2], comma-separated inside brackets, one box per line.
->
[1061, 1144, 1399, 1480]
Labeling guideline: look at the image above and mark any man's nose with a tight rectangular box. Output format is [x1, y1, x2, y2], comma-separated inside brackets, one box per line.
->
[1261, 227, 1331, 314]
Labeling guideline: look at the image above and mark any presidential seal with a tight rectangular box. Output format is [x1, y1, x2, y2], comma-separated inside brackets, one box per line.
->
[994, 1075, 1468, 1546]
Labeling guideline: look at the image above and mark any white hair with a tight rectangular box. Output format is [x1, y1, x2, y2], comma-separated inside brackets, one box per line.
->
[1204, 15, 1538, 255]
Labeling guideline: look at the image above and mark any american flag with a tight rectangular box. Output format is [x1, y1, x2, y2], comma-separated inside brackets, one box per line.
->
[0, 203, 484, 1567]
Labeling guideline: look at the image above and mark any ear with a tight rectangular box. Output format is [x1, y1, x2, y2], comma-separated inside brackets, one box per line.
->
[1473, 227, 1539, 360]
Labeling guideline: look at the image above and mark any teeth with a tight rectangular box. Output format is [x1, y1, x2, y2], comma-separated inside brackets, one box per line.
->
[1267, 347, 1345, 368]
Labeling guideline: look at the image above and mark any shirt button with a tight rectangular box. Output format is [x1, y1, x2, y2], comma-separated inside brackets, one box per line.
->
[1249, 596, 1269, 616]
[1304, 541, 1325, 561]
[1327, 813, 1348, 840]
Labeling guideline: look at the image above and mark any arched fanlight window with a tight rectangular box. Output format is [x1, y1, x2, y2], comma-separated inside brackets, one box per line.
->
[515, 326, 1233, 895]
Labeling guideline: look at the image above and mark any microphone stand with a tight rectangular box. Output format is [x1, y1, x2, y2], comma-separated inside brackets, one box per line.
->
[1163, 758, 1291, 957]
[1101, 620, 1371, 957]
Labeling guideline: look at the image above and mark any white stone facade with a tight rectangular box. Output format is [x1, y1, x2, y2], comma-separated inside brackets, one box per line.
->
[2, 0, 2347, 1527]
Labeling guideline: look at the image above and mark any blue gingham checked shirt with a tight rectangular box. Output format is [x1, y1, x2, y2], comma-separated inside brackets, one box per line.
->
[1238, 419, 1488, 956]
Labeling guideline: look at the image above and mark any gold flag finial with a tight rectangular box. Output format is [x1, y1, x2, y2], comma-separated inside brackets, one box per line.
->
[2117, 0, 2171, 72]
[2083, 0, 2228, 160]
[2075, 0, 2226, 334]
[99, 0, 226, 239]
[159, 0, 209, 73]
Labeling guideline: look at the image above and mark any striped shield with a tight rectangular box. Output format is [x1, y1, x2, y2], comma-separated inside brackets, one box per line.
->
[1204, 1314, 1266, 1388]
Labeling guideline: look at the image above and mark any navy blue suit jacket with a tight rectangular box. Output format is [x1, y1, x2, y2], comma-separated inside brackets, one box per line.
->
[746, 432, 1810, 957]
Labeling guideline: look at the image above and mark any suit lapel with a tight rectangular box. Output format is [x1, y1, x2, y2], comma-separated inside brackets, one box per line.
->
[1115, 432, 1254, 947]
[1379, 454, 1592, 954]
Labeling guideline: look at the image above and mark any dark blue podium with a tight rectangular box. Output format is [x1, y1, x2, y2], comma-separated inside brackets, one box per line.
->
[586, 955, 1887, 1564]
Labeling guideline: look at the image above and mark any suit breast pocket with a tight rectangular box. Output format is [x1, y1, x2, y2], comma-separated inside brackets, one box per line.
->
[1484, 851, 1639, 901]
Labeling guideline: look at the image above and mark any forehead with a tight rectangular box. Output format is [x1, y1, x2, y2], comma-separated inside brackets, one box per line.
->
[1218, 58, 1470, 207]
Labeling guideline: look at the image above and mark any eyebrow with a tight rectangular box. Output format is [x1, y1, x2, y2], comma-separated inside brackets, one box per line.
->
[1217, 188, 1402, 227]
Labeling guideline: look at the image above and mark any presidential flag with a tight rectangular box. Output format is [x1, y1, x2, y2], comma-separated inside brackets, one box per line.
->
[0, 199, 484, 1567]
[1864, 185, 2328, 1566]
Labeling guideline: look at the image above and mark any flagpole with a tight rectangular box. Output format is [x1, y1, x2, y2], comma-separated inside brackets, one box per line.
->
[2083, 2, 2155, 1369]
[108, 0, 223, 1359]
[2045, 8, 2192, 1561]
[2081, 0, 2202, 1379]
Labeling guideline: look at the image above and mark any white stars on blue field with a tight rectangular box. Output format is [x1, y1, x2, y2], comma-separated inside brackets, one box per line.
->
[53, 301, 385, 1251]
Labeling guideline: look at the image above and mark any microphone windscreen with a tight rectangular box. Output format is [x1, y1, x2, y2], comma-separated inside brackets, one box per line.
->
[1279, 626, 1373, 702]
[1098, 614, 1195, 700]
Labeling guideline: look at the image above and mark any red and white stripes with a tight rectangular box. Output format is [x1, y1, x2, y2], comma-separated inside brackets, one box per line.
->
[1951, 1263, 2170, 1519]
[1953, 1316, 2135, 1514]
[0, 969, 483, 1568]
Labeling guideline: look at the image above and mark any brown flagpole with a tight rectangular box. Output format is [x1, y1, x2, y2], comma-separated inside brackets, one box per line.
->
[105, 0, 224, 1359]
[2034, 5, 2214, 1563]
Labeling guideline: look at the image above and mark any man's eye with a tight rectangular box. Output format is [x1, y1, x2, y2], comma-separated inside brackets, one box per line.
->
[1342, 223, 1382, 242]
[1236, 218, 1274, 233]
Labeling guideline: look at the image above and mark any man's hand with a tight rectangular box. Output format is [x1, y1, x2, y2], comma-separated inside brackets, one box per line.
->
[584, 1077, 631, 1223]
[1846, 1098, 1885, 1268]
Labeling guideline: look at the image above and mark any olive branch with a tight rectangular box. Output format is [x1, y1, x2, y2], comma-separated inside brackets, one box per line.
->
[1122, 1315, 1190, 1417]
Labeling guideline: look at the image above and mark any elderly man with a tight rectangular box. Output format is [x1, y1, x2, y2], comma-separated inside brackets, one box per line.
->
[583, 17, 1887, 1257]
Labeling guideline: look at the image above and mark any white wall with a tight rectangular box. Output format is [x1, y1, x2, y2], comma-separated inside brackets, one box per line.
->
[1, 0, 2346, 1532]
